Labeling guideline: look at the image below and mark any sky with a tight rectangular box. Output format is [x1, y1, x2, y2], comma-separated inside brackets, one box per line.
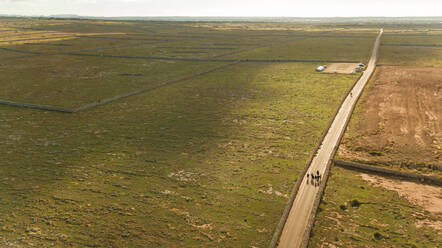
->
[1, 0, 441, 17]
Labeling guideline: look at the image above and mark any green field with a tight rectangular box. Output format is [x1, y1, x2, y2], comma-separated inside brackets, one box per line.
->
[229, 36, 376, 62]
[2, 17, 440, 247]
[1, 18, 364, 246]
[0, 54, 224, 108]
[10, 37, 149, 54]
[379, 46, 442, 67]
[0, 49, 24, 58]
[0, 61, 356, 247]
[379, 33, 442, 67]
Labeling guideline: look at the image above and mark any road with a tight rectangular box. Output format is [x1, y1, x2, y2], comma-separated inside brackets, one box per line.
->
[277, 29, 383, 248]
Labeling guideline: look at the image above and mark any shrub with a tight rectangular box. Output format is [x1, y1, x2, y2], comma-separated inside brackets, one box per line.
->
[369, 151, 383, 156]
[350, 198, 361, 207]
[373, 231, 383, 240]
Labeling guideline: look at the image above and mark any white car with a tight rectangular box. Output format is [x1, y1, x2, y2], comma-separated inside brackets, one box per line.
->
[315, 65, 327, 72]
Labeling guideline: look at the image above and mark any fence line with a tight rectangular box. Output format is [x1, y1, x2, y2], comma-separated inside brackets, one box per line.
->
[73, 61, 239, 112]
[0, 99, 74, 113]
[0, 61, 239, 113]
[381, 43, 442, 47]
[334, 160, 442, 186]
[64, 52, 361, 63]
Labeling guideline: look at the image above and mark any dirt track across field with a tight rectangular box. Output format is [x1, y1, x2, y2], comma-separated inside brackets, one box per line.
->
[340, 66, 442, 166]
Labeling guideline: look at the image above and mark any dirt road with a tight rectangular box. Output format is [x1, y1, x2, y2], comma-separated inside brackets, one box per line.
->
[277, 29, 383, 248]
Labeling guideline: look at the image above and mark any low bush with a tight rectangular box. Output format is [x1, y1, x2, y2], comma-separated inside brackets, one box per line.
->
[349, 198, 361, 207]
[373, 231, 383, 240]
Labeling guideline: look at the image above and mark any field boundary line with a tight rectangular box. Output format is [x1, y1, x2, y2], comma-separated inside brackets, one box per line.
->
[381, 43, 442, 47]
[156, 46, 235, 50]
[63, 52, 361, 63]
[211, 44, 267, 59]
[77, 35, 173, 42]
[334, 160, 442, 186]
[0, 99, 74, 113]
[0, 41, 161, 60]
[350, 159, 442, 172]
[0, 61, 239, 113]
[0, 54, 42, 61]
[0, 47, 44, 55]
[73, 61, 240, 112]
[376, 64, 442, 68]
[60, 41, 159, 54]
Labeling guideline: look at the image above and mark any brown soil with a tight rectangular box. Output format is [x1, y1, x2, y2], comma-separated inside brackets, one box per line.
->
[323, 63, 360, 74]
[360, 173, 442, 232]
[341, 66, 442, 166]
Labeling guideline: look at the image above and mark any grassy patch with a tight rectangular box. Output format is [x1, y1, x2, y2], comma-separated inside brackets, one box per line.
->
[309, 166, 441, 247]
[227, 36, 376, 62]
[0, 62, 355, 247]
[379, 33, 442, 67]
[379, 45, 442, 67]
[0, 55, 224, 108]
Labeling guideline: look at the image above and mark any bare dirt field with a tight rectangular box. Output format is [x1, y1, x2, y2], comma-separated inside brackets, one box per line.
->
[323, 63, 360, 74]
[360, 173, 442, 232]
[340, 66, 442, 168]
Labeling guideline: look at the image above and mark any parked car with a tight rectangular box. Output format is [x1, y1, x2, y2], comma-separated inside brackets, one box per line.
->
[315, 65, 327, 72]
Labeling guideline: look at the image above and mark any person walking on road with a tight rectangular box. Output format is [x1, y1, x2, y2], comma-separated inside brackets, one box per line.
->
[316, 170, 321, 184]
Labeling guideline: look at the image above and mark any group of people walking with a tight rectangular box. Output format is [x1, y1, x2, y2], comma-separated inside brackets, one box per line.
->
[306, 170, 321, 187]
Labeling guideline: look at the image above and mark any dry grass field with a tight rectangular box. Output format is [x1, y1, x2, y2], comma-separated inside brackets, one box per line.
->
[338, 66, 441, 177]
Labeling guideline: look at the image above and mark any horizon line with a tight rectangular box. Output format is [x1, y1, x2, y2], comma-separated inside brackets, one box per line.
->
[1, 14, 442, 18]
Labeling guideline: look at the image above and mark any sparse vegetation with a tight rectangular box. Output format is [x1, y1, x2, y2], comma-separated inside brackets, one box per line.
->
[0, 17, 363, 246]
[0, 61, 356, 246]
[379, 33, 442, 67]
[373, 231, 384, 240]
[1, 17, 440, 247]
[309, 167, 441, 247]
